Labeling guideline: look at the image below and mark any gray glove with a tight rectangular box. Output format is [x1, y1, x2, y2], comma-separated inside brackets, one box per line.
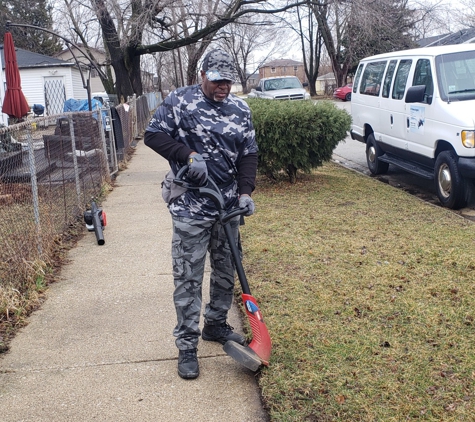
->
[239, 195, 255, 216]
[187, 154, 208, 185]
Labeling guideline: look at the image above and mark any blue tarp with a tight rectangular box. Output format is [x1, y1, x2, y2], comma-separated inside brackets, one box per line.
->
[63, 98, 104, 113]
[63, 98, 108, 128]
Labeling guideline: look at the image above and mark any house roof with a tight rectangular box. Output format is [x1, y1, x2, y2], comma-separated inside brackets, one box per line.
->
[261, 59, 303, 68]
[55, 44, 106, 57]
[55, 44, 107, 65]
[0, 44, 74, 70]
[317, 72, 335, 81]
[418, 27, 475, 47]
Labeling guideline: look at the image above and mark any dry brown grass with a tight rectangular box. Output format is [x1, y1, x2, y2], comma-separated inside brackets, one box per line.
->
[240, 162, 475, 421]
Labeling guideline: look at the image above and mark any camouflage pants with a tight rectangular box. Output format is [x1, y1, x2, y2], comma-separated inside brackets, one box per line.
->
[171, 215, 240, 350]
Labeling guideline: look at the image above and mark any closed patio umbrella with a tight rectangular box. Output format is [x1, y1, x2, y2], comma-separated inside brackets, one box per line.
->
[2, 32, 30, 120]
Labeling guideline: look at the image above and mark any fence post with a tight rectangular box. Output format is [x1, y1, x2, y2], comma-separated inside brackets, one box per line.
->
[105, 107, 118, 176]
[128, 94, 138, 140]
[68, 115, 82, 211]
[26, 125, 42, 255]
[97, 108, 112, 182]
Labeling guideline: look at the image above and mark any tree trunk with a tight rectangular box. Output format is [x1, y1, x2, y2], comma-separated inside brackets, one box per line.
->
[110, 51, 135, 102]
[312, 2, 348, 89]
[287, 164, 297, 184]
[93, 0, 142, 101]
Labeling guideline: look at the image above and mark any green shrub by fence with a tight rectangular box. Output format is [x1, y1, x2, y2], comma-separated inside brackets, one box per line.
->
[247, 99, 351, 182]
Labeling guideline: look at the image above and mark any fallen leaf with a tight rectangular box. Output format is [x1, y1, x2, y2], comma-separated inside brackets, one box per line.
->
[336, 394, 345, 404]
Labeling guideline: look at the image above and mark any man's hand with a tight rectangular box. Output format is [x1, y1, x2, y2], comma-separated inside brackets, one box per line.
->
[187, 153, 208, 185]
[239, 194, 255, 216]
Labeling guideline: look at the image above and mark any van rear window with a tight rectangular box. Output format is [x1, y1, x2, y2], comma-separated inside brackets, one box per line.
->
[353, 64, 364, 94]
[359, 61, 387, 96]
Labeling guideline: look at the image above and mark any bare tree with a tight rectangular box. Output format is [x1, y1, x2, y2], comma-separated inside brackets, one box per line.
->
[410, 0, 454, 40]
[311, 0, 417, 88]
[308, 0, 352, 87]
[450, 0, 475, 29]
[55, 0, 115, 93]
[216, 14, 285, 93]
[281, 3, 324, 96]
[53, 0, 307, 102]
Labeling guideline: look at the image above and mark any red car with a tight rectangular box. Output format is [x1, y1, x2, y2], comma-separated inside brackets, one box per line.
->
[333, 83, 352, 101]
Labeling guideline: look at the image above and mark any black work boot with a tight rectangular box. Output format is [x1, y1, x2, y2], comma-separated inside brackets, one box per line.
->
[177, 348, 199, 379]
[202, 322, 246, 345]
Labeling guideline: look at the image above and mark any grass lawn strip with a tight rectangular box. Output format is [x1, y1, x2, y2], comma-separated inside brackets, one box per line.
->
[240, 162, 475, 421]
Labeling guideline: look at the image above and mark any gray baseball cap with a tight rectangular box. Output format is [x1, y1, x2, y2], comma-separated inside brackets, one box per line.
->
[202, 49, 236, 82]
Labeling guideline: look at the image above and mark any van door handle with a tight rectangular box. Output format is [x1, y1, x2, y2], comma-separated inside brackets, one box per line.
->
[390, 115, 394, 125]
[407, 117, 410, 128]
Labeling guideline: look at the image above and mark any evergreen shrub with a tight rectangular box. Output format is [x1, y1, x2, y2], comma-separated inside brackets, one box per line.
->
[246, 99, 351, 182]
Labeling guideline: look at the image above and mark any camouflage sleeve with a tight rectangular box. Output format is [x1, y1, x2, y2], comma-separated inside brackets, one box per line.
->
[145, 94, 177, 136]
[144, 91, 194, 162]
[242, 107, 258, 156]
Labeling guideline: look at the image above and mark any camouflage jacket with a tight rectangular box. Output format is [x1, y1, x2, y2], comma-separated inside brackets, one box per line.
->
[146, 84, 258, 220]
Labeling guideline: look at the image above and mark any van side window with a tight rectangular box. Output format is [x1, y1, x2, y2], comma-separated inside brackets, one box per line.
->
[392, 59, 412, 100]
[382, 60, 397, 98]
[412, 59, 433, 103]
[359, 61, 386, 96]
[353, 64, 364, 94]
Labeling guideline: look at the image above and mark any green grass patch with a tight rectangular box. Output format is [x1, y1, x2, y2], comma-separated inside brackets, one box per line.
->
[240, 162, 475, 421]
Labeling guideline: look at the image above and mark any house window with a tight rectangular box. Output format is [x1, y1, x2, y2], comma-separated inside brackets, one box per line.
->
[271, 67, 276, 73]
[294, 66, 298, 71]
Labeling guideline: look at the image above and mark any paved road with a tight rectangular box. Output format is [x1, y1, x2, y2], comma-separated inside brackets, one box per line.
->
[330, 100, 475, 219]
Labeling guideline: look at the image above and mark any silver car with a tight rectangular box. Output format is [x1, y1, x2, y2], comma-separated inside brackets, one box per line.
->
[248, 76, 311, 100]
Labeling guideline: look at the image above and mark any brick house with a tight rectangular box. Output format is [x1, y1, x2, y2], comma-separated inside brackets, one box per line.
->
[258, 59, 307, 85]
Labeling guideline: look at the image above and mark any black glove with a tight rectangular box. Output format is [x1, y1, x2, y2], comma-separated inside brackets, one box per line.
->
[239, 195, 255, 216]
[187, 154, 208, 185]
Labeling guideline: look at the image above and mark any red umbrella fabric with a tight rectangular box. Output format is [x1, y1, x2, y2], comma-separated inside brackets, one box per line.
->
[2, 32, 30, 119]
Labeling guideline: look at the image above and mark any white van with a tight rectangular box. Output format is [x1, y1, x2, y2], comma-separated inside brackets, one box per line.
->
[350, 44, 475, 209]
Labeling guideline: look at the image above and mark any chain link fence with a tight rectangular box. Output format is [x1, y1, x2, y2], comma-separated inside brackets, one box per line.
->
[0, 92, 160, 325]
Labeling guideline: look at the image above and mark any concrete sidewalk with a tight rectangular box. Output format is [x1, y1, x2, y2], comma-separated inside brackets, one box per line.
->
[0, 141, 267, 422]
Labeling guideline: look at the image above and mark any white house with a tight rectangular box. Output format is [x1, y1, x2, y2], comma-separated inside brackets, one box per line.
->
[0, 44, 88, 123]
[315, 72, 336, 96]
[55, 45, 110, 94]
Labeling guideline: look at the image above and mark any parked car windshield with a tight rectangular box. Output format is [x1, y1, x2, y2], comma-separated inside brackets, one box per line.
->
[436, 50, 475, 102]
[264, 78, 302, 91]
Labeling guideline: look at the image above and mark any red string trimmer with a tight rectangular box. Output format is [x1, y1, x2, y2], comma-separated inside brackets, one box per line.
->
[174, 167, 271, 371]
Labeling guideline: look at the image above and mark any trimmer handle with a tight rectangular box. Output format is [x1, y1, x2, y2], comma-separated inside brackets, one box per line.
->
[173, 165, 194, 189]
[173, 164, 247, 221]
[221, 207, 249, 224]
[173, 164, 225, 210]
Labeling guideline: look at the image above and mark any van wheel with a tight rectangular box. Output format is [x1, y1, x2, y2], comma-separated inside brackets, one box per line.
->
[434, 151, 467, 209]
[366, 134, 389, 175]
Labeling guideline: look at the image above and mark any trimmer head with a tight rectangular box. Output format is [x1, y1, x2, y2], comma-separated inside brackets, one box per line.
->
[224, 293, 272, 371]
[223, 341, 263, 372]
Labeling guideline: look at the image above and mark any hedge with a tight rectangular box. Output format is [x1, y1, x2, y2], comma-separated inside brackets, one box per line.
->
[246, 99, 351, 182]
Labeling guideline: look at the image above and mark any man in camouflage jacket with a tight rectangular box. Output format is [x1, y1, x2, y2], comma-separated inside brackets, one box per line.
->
[144, 49, 258, 379]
